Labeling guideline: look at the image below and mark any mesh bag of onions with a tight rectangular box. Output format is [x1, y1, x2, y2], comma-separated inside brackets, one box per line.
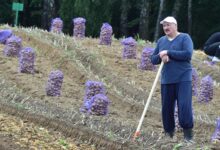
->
[0, 29, 13, 44]
[211, 118, 220, 143]
[80, 80, 105, 113]
[138, 47, 155, 70]
[198, 75, 213, 102]
[121, 37, 137, 59]
[46, 70, 64, 96]
[3, 35, 22, 57]
[99, 23, 113, 45]
[50, 18, 63, 34]
[19, 47, 35, 74]
[87, 94, 110, 115]
[73, 17, 86, 38]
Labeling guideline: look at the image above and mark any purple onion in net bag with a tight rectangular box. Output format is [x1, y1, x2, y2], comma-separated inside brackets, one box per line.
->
[3, 35, 22, 57]
[19, 47, 35, 74]
[99, 23, 113, 45]
[138, 47, 155, 70]
[211, 118, 220, 143]
[80, 80, 105, 113]
[121, 37, 137, 59]
[73, 17, 86, 38]
[198, 75, 213, 102]
[192, 67, 199, 96]
[0, 29, 13, 44]
[50, 18, 63, 34]
[87, 94, 110, 116]
[46, 70, 64, 96]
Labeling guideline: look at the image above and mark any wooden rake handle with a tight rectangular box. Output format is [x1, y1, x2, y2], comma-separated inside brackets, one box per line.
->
[133, 61, 164, 141]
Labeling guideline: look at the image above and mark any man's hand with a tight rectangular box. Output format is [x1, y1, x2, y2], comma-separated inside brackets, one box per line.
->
[161, 55, 169, 63]
[159, 50, 168, 58]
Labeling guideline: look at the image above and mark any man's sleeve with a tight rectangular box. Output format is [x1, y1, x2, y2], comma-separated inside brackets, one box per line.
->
[151, 40, 162, 65]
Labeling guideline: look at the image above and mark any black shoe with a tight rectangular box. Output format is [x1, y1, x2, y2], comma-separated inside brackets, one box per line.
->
[165, 131, 174, 138]
[183, 128, 193, 141]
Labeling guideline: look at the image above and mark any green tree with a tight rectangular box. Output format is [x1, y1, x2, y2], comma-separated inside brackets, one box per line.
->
[120, 0, 131, 36]
[139, 0, 151, 40]
[59, 0, 75, 34]
[73, 0, 115, 36]
[14, 0, 43, 27]
[0, 0, 13, 24]
[192, 0, 220, 48]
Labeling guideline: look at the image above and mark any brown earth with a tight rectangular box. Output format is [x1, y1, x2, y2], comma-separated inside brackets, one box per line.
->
[0, 112, 95, 150]
[0, 25, 220, 149]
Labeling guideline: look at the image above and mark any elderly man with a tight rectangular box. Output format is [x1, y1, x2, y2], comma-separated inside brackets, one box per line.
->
[151, 16, 194, 143]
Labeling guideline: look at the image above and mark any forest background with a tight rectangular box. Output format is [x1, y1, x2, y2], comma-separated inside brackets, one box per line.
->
[1, 0, 220, 48]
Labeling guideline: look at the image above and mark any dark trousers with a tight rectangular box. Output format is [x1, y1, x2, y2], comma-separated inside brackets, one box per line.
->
[204, 42, 220, 58]
[161, 81, 193, 133]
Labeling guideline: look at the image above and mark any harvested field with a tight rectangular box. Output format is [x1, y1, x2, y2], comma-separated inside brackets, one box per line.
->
[0, 25, 220, 149]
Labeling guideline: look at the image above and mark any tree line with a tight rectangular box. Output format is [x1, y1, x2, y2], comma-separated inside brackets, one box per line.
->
[1, 0, 220, 48]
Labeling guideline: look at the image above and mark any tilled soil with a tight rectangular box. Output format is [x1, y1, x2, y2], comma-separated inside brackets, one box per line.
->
[0, 112, 95, 150]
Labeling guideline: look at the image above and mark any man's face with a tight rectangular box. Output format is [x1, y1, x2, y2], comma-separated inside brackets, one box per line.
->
[162, 22, 177, 36]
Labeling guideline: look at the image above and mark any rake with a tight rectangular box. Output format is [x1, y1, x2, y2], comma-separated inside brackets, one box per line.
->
[133, 61, 164, 140]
